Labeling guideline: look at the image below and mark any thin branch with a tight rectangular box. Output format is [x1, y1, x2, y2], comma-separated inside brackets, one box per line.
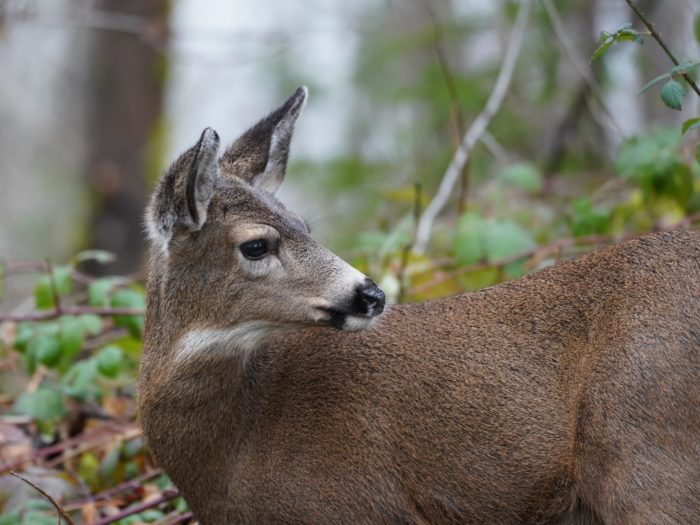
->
[624, 0, 700, 98]
[414, 0, 532, 253]
[164, 511, 193, 525]
[10, 471, 75, 525]
[397, 183, 422, 303]
[410, 212, 700, 295]
[541, 0, 624, 138]
[1, 424, 140, 473]
[0, 306, 143, 323]
[63, 469, 163, 510]
[424, 1, 472, 212]
[92, 488, 179, 525]
[45, 260, 63, 315]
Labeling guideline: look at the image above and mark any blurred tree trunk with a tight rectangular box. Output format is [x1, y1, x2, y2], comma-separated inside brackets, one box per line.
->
[84, 0, 169, 275]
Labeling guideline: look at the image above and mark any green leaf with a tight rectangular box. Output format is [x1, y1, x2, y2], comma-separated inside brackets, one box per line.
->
[454, 212, 486, 265]
[58, 317, 86, 368]
[98, 443, 122, 483]
[501, 162, 542, 193]
[682, 117, 700, 135]
[97, 345, 124, 378]
[637, 73, 670, 95]
[0, 511, 21, 525]
[13, 387, 66, 421]
[88, 278, 119, 307]
[591, 38, 613, 62]
[591, 26, 644, 62]
[80, 314, 104, 336]
[29, 334, 62, 368]
[73, 249, 116, 265]
[13, 323, 34, 352]
[660, 79, 685, 110]
[570, 197, 611, 237]
[52, 265, 72, 296]
[33, 276, 53, 310]
[482, 219, 535, 262]
[21, 510, 56, 525]
[670, 60, 700, 77]
[110, 289, 145, 338]
[33, 265, 72, 309]
[695, 13, 700, 45]
[62, 359, 99, 401]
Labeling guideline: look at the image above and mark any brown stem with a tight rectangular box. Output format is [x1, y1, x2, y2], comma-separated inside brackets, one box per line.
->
[45, 259, 63, 315]
[165, 511, 193, 525]
[397, 183, 422, 303]
[0, 306, 143, 322]
[624, 0, 700, 98]
[10, 471, 75, 525]
[63, 469, 163, 510]
[424, 1, 471, 210]
[91, 488, 179, 525]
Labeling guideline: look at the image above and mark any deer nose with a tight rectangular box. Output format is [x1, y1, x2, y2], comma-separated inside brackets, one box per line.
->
[357, 280, 385, 316]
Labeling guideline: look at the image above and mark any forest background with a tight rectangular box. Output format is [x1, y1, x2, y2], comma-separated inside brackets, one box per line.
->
[0, 0, 699, 523]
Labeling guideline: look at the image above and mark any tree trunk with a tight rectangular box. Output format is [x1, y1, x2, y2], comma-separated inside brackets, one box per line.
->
[84, 0, 168, 275]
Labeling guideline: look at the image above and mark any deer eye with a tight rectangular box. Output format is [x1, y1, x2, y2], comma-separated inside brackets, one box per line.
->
[240, 239, 269, 260]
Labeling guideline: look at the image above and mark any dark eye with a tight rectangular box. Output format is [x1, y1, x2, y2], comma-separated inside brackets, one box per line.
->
[240, 239, 269, 260]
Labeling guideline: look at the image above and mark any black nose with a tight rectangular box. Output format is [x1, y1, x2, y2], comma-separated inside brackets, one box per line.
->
[356, 280, 385, 316]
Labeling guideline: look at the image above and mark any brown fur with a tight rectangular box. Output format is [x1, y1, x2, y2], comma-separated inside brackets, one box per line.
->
[139, 88, 700, 524]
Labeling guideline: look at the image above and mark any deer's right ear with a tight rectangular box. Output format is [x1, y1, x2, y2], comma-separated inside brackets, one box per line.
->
[146, 128, 220, 250]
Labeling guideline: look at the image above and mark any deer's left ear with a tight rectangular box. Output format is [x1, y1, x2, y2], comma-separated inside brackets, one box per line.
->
[219, 86, 307, 194]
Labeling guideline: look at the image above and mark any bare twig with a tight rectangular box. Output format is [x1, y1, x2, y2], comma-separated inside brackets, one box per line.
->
[1, 424, 140, 473]
[164, 511, 193, 525]
[541, 0, 624, 138]
[397, 183, 422, 303]
[624, 0, 700, 98]
[0, 306, 143, 323]
[411, 212, 700, 295]
[45, 260, 63, 315]
[414, 0, 532, 253]
[63, 469, 163, 510]
[10, 471, 75, 525]
[424, 1, 472, 213]
[92, 488, 179, 525]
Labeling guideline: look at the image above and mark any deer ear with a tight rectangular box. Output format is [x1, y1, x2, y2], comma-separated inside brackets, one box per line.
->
[146, 128, 220, 250]
[219, 86, 307, 194]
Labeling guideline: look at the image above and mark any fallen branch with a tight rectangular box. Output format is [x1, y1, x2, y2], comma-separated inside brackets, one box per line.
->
[414, 0, 532, 253]
[11, 471, 75, 525]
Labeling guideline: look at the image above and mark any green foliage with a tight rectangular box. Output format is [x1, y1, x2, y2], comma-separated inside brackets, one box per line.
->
[569, 198, 611, 237]
[500, 162, 543, 193]
[591, 24, 644, 62]
[616, 128, 698, 214]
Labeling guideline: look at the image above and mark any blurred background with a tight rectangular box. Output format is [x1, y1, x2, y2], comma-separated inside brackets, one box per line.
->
[1, 0, 700, 523]
[2, 0, 698, 275]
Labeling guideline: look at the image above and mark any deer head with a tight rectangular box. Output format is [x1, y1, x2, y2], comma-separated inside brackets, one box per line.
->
[144, 87, 385, 361]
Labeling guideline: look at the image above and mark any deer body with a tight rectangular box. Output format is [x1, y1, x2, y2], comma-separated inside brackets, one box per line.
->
[139, 88, 700, 524]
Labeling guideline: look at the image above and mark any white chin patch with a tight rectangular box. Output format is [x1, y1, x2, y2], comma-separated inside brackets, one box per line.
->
[342, 315, 375, 331]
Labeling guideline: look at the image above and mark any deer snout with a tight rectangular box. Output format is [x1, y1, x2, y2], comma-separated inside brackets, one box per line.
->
[354, 279, 386, 317]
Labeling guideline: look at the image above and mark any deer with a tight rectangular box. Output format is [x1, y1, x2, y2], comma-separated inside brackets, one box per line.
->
[138, 86, 700, 524]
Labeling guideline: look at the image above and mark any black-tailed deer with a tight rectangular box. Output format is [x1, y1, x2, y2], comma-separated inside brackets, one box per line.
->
[139, 87, 700, 524]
